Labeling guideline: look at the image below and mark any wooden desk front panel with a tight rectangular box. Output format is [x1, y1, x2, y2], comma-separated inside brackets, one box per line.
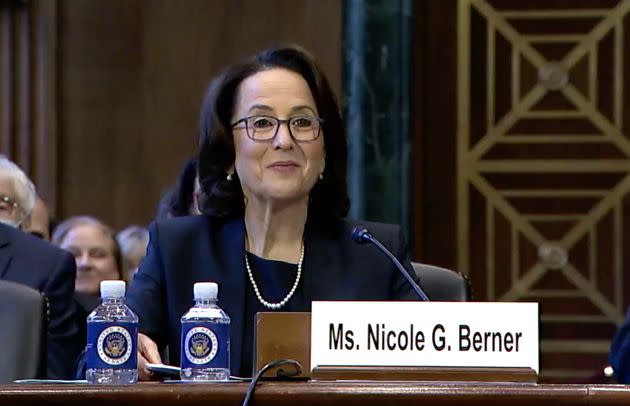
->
[1, 382, 629, 406]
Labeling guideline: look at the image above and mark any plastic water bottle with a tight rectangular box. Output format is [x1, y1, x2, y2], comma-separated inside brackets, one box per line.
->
[86, 280, 138, 384]
[180, 282, 231, 381]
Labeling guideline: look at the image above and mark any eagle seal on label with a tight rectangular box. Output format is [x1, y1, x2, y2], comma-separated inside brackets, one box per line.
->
[185, 326, 219, 364]
[97, 326, 133, 365]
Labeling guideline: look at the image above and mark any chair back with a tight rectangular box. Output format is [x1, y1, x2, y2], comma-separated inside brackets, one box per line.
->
[411, 262, 471, 301]
[0, 280, 47, 383]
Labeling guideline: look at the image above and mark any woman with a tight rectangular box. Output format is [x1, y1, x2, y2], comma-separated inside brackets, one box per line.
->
[128, 46, 420, 379]
[53, 215, 124, 377]
[52, 216, 123, 313]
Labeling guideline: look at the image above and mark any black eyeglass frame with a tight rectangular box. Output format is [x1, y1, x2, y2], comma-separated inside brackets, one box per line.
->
[231, 115, 324, 143]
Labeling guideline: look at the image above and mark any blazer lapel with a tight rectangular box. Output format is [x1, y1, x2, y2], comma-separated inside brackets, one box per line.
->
[0, 225, 13, 279]
[214, 217, 246, 374]
[302, 217, 347, 305]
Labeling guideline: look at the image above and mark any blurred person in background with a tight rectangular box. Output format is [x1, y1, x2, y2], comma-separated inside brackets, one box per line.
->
[116, 225, 149, 284]
[23, 196, 52, 240]
[52, 216, 123, 314]
[0, 156, 81, 379]
[53, 215, 123, 372]
[0, 155, 35, 228]
[155, 157, 202, 219]
[154, 80, 220, 221]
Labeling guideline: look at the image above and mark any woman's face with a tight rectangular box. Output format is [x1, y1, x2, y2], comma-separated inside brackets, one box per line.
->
[60, 224, 120, 296]
[231, 68, 325, 206]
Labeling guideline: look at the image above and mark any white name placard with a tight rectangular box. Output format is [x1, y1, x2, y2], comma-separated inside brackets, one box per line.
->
[311, 301, 539, 372]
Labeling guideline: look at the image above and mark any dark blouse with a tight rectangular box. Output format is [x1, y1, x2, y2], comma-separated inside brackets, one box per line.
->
[240, 252, 308, 377]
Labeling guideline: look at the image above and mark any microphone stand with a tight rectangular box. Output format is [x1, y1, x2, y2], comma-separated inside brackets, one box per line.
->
[353, 227, 430, 301]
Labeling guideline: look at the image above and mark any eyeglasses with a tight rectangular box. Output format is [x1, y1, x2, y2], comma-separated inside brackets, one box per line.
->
[231, 115, 323, 142]
[0, 194, 19, 215]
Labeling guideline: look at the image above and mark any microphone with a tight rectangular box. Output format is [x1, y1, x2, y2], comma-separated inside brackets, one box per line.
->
[352, 227, 430, 301]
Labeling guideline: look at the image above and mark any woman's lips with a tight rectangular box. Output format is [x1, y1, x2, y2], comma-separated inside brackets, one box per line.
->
[268, 161, 300, 172]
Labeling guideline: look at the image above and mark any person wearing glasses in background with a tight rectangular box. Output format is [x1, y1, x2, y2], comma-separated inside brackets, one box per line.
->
[126, 46, 421, 380]
[0, 156, 53, 240]
[0, 155, 81, 379]
[0, 155, 34, 228]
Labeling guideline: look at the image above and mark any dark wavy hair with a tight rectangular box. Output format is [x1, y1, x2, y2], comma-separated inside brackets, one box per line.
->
[197, 45, 349, 220]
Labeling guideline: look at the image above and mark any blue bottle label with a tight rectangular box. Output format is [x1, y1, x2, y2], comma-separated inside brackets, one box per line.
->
[181, 322, 229, 369]
[87, 322, 137, 369]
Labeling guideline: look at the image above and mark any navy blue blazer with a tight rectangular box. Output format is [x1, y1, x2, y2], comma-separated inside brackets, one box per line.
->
[0, 223, 82, 379]
[126, 215, 420, 374]
[610, 308, 630, 383]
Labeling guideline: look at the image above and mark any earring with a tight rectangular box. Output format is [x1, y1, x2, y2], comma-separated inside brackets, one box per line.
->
[319, 173, 323, 180]
[227, 173, 233, 181]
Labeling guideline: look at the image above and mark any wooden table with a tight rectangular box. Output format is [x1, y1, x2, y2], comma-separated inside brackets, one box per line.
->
[1, 381, 629, 405]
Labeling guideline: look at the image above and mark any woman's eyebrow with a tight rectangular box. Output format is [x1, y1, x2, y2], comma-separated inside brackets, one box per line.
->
[247, 104, 273, 113]
[290, 105, 316, 114]
[246, 104, 317, 114]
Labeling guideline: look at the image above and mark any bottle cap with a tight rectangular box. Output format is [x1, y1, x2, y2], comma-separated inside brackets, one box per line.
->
[194, 282, 218, 300]
[100, 280, 126, 298]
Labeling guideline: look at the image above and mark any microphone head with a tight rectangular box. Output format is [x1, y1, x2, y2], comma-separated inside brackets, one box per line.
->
[351, 226, 371, 244]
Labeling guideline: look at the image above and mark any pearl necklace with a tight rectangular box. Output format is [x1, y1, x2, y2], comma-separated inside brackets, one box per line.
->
[245, 245, 304, 310]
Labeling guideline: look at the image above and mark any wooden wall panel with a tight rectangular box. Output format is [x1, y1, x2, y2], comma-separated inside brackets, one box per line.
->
[459, 0, 630, 382]
[414, 0, 630, 382]
[0, 0, 58, 211]
[0, 3, 13, 156]
[32, 0, 59, 213]
[411, 0, 458, 267]
[57, 0, 342, 229]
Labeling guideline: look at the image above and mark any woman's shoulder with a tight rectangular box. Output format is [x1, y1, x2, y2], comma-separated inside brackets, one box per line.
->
[150, 215, 242, 241]
[153, 214, 208, 230]
[343, 219, 400, 234]
[312, 216, 401, 242]
[341, 219, 400, 238]
[149, 215, 216, 241]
